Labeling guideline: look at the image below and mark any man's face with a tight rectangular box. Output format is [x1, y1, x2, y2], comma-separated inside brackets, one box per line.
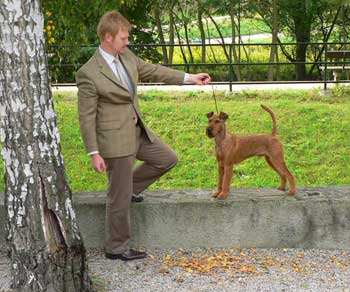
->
[104, 29, 129, 55]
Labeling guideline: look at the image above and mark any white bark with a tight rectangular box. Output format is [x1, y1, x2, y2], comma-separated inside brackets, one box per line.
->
[0, 1, 94, 291]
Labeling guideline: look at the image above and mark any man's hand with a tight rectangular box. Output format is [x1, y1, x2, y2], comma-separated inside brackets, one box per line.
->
[91, 153, 106, 173]
[188, 73, 211, 85]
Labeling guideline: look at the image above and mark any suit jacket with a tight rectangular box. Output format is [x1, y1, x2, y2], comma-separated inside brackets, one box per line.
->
[76, 48, 185, 158]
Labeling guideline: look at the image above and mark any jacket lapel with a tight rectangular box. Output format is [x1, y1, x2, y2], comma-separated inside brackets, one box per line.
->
[94, 50, 130, 93]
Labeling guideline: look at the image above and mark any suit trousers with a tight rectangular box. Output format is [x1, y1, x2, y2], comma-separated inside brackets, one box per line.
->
[104, 125, 178, 254]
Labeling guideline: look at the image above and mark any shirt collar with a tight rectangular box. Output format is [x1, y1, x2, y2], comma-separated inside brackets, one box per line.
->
[99, 47, 119, 65]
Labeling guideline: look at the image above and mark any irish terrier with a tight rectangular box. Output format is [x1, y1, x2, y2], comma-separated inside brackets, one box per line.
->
[206, 104, 296, 199]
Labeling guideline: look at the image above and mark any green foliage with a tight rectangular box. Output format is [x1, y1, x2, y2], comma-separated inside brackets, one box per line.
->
[42, 0, 350, 83]
[119, 1, 162, 62]
[42, 0, 161, 83]
[42, 0, 115, 82]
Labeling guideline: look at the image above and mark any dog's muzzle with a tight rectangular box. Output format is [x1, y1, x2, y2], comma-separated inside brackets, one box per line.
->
[206, 127, 214, 138]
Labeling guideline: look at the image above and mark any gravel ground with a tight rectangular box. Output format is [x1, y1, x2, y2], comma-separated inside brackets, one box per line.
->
[1, 248, 350, 292]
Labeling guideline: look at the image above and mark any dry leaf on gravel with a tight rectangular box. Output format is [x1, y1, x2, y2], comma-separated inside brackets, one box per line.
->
[160, 250, 258, 275]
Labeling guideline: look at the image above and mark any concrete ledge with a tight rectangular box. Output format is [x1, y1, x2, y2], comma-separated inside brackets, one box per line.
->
[1, 187, 350, 249]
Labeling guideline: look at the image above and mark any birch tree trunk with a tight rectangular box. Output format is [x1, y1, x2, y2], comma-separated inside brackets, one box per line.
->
[0, 1, 94, 291]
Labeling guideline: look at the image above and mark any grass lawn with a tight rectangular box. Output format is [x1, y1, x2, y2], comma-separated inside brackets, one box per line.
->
[1, 87, 349, 193]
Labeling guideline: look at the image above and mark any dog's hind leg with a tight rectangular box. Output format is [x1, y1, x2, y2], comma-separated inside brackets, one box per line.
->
[267, 156, 296, 196]
[265, 156, 287, 191]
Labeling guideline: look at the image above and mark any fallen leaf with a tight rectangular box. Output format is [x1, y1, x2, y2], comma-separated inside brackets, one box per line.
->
[175, 275, 185, 282]
[159, 265, 169, 274]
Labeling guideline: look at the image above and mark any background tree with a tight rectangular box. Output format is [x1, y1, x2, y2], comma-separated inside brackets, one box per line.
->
[308, 1, 343, 77]
[152, 0, 177, 64]
[36, 0, 350, 83]
[118, 0, 163, 62]
[281, 0, 313, 80]
[42, 0, 161, 83]
[253, 0, 281, 80]
[196, 0, 207, 64]
[277, 0, 343, 80]
[173, 0, 196, 64]
[0, 1, 94, 291]
[203, 0, 242, 81]
[42, 0, 115, 83]
[152, 0, 169, 64]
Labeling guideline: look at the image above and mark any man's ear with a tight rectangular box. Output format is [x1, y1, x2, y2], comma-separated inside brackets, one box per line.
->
[206, 112, 214, 119]
[104, 32, 113, 43]
[219, 112, 229, 121]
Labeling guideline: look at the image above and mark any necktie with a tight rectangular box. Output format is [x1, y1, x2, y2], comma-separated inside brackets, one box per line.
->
[114, 56, 138, 124]
[114, 56, 133, 95]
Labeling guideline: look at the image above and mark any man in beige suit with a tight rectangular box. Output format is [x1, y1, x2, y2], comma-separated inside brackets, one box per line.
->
[76, 10, 210, 261]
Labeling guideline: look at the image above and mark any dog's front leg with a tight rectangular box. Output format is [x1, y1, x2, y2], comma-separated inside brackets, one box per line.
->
[213, 162, 224, 197]
[217, 164, 233, 200]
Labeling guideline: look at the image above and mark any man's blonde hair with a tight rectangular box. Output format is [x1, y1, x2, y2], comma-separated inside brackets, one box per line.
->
[97, 10, 131, 40]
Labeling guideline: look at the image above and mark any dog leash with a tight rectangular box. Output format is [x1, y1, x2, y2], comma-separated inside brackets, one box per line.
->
[211, 84, 219, 114]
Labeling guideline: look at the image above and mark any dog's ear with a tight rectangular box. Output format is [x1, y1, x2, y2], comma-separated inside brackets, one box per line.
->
[206, 112, 214, 119]
[219, 112, 229, 121]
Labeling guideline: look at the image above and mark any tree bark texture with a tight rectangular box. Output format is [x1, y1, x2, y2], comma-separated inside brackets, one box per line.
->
[0, 1, 94, 291]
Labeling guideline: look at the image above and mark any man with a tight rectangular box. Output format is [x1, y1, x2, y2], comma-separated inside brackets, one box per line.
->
[76, 10, 210, 261]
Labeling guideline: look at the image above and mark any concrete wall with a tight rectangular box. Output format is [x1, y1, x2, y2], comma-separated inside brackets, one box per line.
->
[1, 187, 350, 249]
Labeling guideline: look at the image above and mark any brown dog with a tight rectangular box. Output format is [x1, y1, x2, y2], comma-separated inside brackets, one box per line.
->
[206, 104, 296, 199]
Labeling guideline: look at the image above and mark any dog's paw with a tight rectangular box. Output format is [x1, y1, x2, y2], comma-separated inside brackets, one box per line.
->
[277, 186, 286, 191]
[287, 190, 296, 196]
[212, 191, 220, 198]
[216, 192, 228, 200]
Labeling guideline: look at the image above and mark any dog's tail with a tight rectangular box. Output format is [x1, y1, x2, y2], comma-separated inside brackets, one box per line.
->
[260, 104, 277, 136]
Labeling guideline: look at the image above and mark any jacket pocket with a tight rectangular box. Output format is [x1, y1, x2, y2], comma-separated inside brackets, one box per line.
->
[98, 120, 121, 130]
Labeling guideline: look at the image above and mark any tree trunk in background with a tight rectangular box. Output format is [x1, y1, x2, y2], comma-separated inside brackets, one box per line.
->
[229, 5, 241, 81]
[152, 0, 169, 64]
[208, 14, 229, 60]
[196, 0, 206, 63]
[178, 6, 194, 64]
[0, 1, 94, 291]
[168, 2, 175, 64]
[268, 0, 280, 81]
[291, 0, 311, 80]
[308, 5, 341, 76]
[208, 14, 238, 81]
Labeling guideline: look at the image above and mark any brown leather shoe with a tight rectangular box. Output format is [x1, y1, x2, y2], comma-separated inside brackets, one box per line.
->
[105, 249, 147, 261]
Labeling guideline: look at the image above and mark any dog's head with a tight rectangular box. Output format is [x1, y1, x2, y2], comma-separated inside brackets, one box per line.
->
[206, 111, 228, 138]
